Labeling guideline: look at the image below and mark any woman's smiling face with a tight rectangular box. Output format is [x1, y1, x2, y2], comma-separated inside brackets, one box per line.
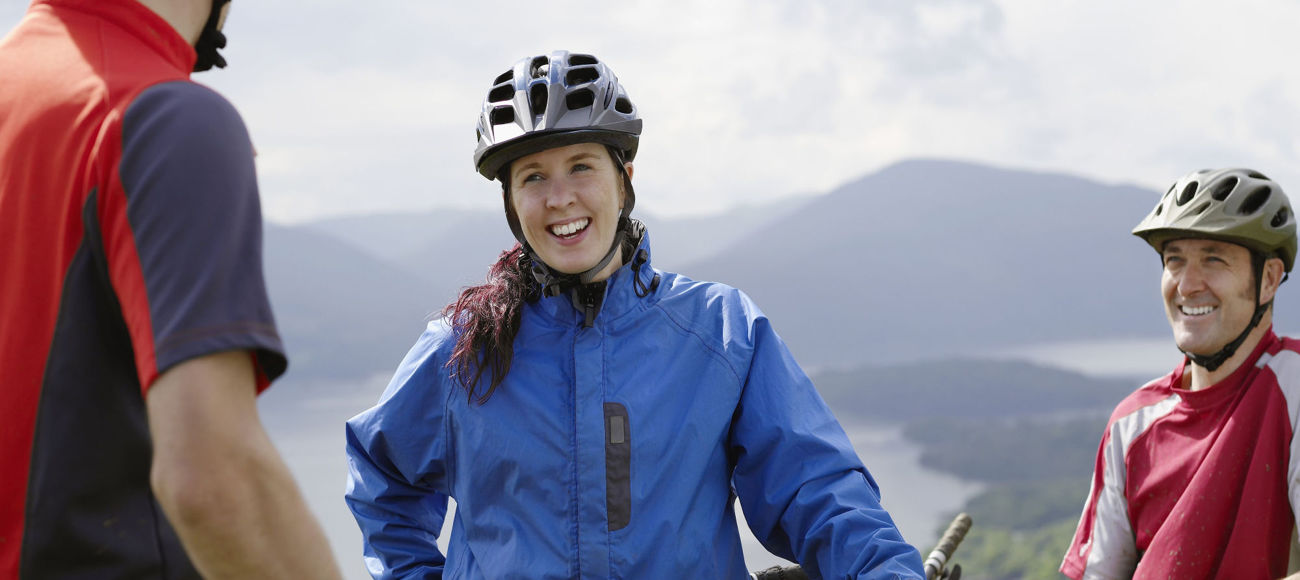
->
[508, 142, 630, 280]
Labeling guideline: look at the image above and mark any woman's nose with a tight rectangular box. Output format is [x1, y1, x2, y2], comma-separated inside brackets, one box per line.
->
[543, 177, 576, 209]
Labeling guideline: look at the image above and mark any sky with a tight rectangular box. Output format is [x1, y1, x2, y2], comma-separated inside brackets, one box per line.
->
[5, 0, 1300, 225]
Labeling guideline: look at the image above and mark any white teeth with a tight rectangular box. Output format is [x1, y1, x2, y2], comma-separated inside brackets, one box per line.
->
[1181, 305, 1216, 316]
[550, 218, 589, 237]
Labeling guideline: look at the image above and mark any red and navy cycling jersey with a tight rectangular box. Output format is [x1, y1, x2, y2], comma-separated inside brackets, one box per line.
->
[0, 0, 286, 577]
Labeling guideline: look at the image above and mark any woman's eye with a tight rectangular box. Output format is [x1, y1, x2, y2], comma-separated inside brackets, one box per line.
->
[521, 173, 543, 184]
[571, 163, 591, 173]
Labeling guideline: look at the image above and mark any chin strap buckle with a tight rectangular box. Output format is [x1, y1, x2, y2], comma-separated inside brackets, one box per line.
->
[631, 248, 660, 298]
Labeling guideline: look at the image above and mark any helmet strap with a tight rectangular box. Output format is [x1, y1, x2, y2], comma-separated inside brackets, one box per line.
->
[1182, 251, 1271, 372]
[192, 0, 230, 72]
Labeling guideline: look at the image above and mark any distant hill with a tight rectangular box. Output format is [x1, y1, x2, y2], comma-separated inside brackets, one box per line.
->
[263, 224, 435, 379]
[816, 357, 1135, 424]
[305, 208, 515, 303]
[679, 159, 1181, 369]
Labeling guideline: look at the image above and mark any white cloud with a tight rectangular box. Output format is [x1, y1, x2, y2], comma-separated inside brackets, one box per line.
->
[6, 0, 1300, 223]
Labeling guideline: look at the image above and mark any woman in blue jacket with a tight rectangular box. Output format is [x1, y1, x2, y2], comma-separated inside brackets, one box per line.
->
[345, 50, 924, 579]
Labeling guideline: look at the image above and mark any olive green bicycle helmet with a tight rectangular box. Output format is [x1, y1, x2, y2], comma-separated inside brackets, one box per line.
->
[1132, 168, 1296, 272]
[1133, 168, 1297, 370]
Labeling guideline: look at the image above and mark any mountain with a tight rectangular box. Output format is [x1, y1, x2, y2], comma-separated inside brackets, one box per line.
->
[263, 223, 437, 379]
[635, 195, 816, 272]
[678, 159, 1180, 370]
[816, 357, 1135, 423]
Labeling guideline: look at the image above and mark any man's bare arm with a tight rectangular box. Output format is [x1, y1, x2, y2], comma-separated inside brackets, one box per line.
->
[147, 350, 342, 579]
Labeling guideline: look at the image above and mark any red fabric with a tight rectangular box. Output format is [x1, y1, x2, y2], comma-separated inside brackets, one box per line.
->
[98, 116, 162, 390]
[1064, 330, 1297, 579]
[0, 1, 193, 574]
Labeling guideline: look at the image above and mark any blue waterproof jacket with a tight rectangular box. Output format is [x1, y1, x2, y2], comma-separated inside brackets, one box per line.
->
[345, 235, 924, 579]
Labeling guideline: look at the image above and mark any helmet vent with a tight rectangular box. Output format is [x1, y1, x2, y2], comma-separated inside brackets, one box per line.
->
[488, 84, 514, 103]
[566, 66, 600, 86]
[1272, 206, 1291, 228]
[1154, 203, 1164, 216]
[530, 84, 548, 115]
[1239, 186, 1272, 215]
[1209, 177, 1238, 201]
[489, 106, 515, 126]
[493, 70, 513, 85]
[1190, 201, 1211, 217]
[566, 88, 595, 110]
[614, 96, 634, 114]
[529, 56, 549, 79]
[1177, 182, 1199, 206]
[1247, 170, 1269, 180]
[569, 54, 598, 66]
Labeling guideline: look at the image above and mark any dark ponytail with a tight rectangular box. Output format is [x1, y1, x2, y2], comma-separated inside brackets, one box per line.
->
[441, 243, 536, 404]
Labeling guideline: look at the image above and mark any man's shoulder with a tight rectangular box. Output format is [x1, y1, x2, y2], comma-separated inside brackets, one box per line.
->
[117, 81, 253, 196]
[1260, 335, 1300, 388]
[123, 81, 244, 132]
[1107, 371, 1179, 426]
[1274, 335, 1300, 356]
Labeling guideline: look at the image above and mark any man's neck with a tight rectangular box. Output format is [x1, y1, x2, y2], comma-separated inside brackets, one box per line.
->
[1182, 318, 1274, 391]
[134, 0, 207, 45]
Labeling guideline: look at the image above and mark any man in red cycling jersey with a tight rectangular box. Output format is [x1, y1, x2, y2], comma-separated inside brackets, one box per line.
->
[0, 1, 341, 577]
[1062, 168, 1300, 579]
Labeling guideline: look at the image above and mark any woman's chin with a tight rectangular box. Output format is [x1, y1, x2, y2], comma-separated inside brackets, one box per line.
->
[534, 242, 610, 276]
[538, 254, 600, 276]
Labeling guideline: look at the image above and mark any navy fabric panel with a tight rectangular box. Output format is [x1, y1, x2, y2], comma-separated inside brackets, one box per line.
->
[22, 191, 199, 579]
[119, 81, 286, 380]
[604, 402, 631, 531]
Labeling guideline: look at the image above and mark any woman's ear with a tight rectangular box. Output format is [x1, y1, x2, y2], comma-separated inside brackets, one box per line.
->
[624, 161, 634, 180]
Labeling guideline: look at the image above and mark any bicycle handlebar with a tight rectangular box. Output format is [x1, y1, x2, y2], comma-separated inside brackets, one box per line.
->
[924, 512, 972, 580]
[750, 512, 974, 580]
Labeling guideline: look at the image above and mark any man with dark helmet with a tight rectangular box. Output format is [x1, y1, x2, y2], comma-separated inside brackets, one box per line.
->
[0, 1, 341, 577]
[1062, 169, 1300, 579]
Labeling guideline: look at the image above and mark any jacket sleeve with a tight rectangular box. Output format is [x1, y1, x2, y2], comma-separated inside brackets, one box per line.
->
[345, 323, 454, 579]
[728, 312, 924, 579]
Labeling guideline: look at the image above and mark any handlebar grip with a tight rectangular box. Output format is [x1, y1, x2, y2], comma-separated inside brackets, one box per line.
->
[751, 565, 809, 580]
[924, 513, 973, 580]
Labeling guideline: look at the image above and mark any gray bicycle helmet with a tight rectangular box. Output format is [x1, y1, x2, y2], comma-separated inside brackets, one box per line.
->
[1133, 168, 1296, 272]
[473, 51, 642, 181]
